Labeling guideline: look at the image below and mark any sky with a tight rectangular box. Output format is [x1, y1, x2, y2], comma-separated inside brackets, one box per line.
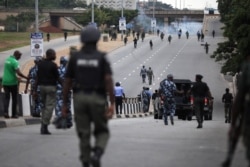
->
[159, 0, 218, 9]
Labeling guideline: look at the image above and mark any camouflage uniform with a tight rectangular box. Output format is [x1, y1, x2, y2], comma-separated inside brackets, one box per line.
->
[55, 57, 72, 128]
[159, 77, 176, 125]
[28, 64, 42, 117]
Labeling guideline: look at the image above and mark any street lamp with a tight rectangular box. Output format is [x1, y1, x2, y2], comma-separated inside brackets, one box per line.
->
[91, 0, 94, 23]
[35, 0, 39, 32]
[121, 0, 124, 40]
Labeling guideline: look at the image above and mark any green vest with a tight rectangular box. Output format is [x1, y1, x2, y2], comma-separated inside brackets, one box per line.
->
[2, 55, 19, 86]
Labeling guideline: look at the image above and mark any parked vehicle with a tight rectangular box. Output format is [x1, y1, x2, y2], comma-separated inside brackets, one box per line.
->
[173, 79, 194, 120]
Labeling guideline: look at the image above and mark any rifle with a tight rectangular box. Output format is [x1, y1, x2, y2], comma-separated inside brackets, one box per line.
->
[221, 115, 242, 167]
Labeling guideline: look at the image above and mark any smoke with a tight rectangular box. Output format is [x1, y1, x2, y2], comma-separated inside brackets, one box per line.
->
[128, 7, 203, 35]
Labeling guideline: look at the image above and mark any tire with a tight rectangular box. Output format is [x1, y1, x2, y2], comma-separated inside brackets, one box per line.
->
[204, 115, 209, 120]
[187, 116, 192, 121]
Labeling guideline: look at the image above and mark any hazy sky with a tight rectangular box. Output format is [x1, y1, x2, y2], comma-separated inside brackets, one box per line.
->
[160, 0, 218, 9]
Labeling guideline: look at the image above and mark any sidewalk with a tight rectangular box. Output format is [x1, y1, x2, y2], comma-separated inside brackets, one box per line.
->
[0, 33, 154, 129]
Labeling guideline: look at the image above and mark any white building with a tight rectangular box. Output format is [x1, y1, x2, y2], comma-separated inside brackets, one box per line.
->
[81, 0, 137, 10]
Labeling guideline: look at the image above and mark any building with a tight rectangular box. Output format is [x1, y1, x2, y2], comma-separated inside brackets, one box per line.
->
[82, 0, 137, 10]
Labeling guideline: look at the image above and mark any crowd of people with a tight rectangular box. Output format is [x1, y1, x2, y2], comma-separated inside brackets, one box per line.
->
[1, 26, 249, 167]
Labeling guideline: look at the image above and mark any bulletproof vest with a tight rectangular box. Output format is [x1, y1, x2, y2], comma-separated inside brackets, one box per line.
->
[73, 50, 106, 91]
[192, 82, 208, 97]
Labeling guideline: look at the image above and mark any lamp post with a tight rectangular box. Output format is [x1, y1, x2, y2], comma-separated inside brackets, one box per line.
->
[91, 0, 94, 24]
[121, 0, 124, 40]
[35, 0, 39, 32]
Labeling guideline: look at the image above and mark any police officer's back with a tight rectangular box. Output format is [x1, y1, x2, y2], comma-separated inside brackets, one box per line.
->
[62, 25, 115, 167]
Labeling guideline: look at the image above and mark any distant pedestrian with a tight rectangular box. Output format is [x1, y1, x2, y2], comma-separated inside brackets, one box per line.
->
[197, 31, 201, 41]
[47, 33, 50, 42]
[204, 42, 209, 54]
[186, 31, 189, 39]
[190, 74, 212, 129]
[64, 31, 68, 41]
[2, 50, 28, 119]
[25, 57, 42, 117]
[149, 40, 153, 49]
[147, 67, 154, 85]
[212, 30, 215, 38]
[133, 37, 137, 48]
[168, 35, 172, 44]
[222, 88, 233, 123]
[34, 48, 60, 135]
[61, 25, 115, 167]
[201, 33, 204, 42]
[160, 32, 164, 40]
[114, 82, 125, 115]
[140, 65, 147, 83]
[124, 36, 128, 45]
[141, 31, 145, 42]
[178, 30, 181, 39]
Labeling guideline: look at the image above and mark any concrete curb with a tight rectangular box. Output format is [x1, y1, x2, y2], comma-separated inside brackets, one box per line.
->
[0, 117, 41, 129]
[0, 112, 153, 129]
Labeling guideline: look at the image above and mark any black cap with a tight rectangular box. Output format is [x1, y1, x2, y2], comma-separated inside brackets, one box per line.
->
[80, 25, 101, 43]
[196, 74, 203, 80]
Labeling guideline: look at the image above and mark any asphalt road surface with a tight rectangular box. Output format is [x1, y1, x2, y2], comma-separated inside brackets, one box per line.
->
[0, 16, 248, 167]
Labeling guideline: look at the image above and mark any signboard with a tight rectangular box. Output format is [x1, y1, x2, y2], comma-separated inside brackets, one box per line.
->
[151, 18, 156, 28]
[119, 17, 126, 31]
[30, 32, 43, 57]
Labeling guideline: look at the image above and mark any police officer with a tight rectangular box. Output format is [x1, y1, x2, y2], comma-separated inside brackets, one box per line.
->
[34, 49, 60, 135]
[159, 74, 182, 125]
[222, 88, 233, 123]
[114, 82, 125, 115]
[25, 57, 42, 117]
[147, 67, 154, 85]
[140, 65, 147, 83]
[61, 25, 115, 167]
[54, 56, 72, 128]
[141, 87, 150, 113]
[190, 74, 212, 129]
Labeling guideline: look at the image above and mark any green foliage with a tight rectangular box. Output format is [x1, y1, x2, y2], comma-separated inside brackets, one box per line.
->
[212, 0, 250, 74]
[4, 12, 35, 32]
[73, 8, 138, 27]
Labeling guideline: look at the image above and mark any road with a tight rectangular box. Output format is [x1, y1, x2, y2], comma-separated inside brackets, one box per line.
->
[0, 16, 248, 167]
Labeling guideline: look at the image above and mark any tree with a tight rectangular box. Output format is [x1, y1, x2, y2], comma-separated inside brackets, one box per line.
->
[211, 0, 250, 74]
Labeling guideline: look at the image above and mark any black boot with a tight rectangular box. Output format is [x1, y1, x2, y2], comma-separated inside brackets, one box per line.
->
[91, 147, 103, 167]
[170, 116, 174, 125]
[41, 123, 51, 135]
[83, 162, 89, 167]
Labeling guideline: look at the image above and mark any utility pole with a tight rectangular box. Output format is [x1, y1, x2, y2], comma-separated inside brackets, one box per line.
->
[91, 0, 94, 23]
[35, 0, 39, 32]
[121, 0, 124, 40]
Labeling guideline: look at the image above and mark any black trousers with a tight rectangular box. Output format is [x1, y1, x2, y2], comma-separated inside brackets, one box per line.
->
[3, 85, 18, 116]
[115, 96, 123, 114]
